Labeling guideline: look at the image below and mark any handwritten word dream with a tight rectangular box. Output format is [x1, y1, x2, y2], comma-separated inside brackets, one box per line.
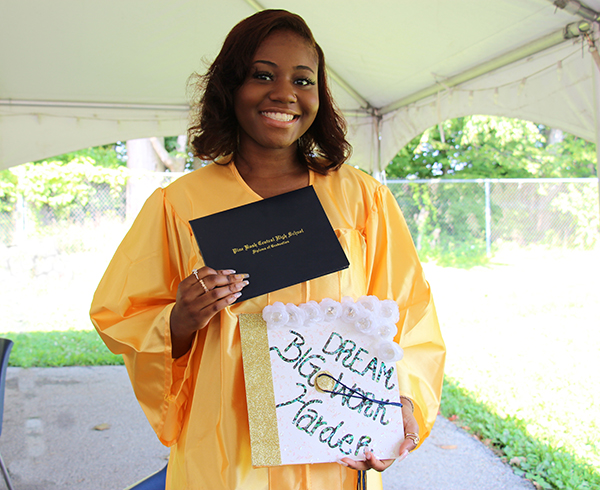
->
[271, 330, 396, 390]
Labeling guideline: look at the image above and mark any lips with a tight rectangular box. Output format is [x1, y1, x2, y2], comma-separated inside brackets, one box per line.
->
[260, 111, 298, 122]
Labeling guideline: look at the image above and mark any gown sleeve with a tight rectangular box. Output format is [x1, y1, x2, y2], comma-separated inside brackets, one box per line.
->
[89, 188, 202, 446]
[363, 184, 445, 446]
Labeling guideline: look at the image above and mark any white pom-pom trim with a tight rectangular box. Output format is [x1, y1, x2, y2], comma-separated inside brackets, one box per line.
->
[262, 296, 403, 362]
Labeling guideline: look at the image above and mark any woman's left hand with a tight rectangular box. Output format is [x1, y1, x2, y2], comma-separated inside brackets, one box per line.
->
[339, 402, 419, 472]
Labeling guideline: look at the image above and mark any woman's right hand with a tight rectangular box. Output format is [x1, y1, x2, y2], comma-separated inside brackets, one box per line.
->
[170, 267, 249, 357]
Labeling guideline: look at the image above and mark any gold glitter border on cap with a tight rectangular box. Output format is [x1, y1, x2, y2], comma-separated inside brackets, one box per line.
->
[239, 313, 282, 466]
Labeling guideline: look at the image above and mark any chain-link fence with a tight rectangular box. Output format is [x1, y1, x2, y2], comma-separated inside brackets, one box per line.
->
[0, 172, 183, 279]
[387, 178, 599, 256]
[1, 174, 598, 277]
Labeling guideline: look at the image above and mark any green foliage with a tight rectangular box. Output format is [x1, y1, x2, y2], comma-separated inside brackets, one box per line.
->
[164, 135, 195, 170]
[543, 132, 598, 178]
[387, 117, 598, 263]
[551, 183, 599, 249]
[441, 376, 600, 490]
[7, 157, 127, 224]
[39, 143, 126, 168]
[4, 330, 123, 367]
[389, 181, 496, 267]
[387, 116, 597, 179]
[0, 169, 18, 212]
[0, 143, 126, 227]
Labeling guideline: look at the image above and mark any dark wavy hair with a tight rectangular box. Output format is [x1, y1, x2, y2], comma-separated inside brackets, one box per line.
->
[187, 9, 351, 174]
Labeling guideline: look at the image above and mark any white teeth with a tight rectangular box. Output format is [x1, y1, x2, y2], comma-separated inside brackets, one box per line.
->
[262, 112, 295, 122]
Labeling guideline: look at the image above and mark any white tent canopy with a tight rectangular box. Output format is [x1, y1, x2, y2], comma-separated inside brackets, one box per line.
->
[1, 0, 599, 175]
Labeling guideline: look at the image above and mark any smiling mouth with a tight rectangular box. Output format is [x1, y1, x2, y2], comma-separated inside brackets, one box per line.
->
[261, 111, 297, 122]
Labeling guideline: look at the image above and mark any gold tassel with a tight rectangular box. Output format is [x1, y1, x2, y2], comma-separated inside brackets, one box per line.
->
[357, 470, 367, 490]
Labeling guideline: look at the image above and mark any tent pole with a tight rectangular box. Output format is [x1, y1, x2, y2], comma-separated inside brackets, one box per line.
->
[592, 27, 600, 224]
[0, 99, 188, 112]
[244, 0, 265, 11]
[374, 113, 384, 183]
[380, 21, 592, 115]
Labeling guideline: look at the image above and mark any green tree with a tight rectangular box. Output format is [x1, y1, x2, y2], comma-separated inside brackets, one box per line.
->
[0, 169, 18, 212]
[542, 132, 598, 177]
[10, 158, 127, 224]
[385, 116, 598, 263]
[36, 143, 126, 168]
[386, 116, 597, 179]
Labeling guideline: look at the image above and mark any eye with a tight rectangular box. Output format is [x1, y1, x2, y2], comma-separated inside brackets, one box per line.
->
[295, 77, 316, 87]
[252, 70, 274, 81]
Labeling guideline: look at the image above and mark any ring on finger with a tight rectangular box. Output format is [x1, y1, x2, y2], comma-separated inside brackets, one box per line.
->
[405, 432, 420, 448]
[199, 278, 209, 294]
[192, 269, 200, 281]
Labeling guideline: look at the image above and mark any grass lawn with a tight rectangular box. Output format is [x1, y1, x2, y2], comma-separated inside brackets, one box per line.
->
[1, 243, 598, 488]
[425, 246, 600, 485]
[0, 221, 128, 333]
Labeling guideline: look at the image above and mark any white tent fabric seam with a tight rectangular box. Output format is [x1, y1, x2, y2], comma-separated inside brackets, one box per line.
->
[0, 0, 599, 176]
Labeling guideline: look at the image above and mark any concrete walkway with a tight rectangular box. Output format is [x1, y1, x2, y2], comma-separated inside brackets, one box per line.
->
[1, 366, 535, 490]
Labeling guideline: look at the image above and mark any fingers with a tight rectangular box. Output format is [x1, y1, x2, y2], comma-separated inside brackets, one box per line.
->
[202, 271, 250, 296]
[399, 434, 418, 455]
[188, 268, 249, 303]
[173, 267, 249, 336]
[337, 404, 421, 471]
[190, 268, 246, 290]
[399, 440, 416, 454]
[400, 432, 419, 454]
[339, 451, 394, 472]
[364, 451, 394, 472]
[400, 411, 420, 454]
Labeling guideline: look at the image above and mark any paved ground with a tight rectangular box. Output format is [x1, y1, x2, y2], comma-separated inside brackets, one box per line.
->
[1, 366, 535, 490]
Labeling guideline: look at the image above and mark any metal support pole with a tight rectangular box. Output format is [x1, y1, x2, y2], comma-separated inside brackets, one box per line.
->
[381, 22, 592, 115]
[485, 180, 492, 257]
[374, 113, 384, 183]
[593, 28, 600, 226]
[14, 192, 26, 245]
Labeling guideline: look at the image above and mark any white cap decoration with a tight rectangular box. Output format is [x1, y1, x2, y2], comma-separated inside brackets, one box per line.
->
[262, 296, 404, 362]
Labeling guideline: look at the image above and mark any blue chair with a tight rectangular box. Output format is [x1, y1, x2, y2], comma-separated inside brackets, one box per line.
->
[0, 338, 15, 490]
[123, 463, 167, 490]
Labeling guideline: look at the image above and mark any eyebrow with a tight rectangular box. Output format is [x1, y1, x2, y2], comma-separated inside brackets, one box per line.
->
[253, 60, 315, 74]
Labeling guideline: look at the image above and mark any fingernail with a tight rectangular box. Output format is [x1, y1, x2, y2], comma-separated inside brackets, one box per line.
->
[236, 273, 250, 280]
[235, 280, 249, 291]
[229, 292, 242, 303]
[398, 450, 409, 462]
[336, 459, 349, 467]
[221, 269, 236, 275]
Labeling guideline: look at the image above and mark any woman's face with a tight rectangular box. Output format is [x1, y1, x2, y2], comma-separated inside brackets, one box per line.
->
[234, 30, 319, 154]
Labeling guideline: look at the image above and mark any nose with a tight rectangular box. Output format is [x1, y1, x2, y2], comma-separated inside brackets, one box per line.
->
[269, 79, 297, 103]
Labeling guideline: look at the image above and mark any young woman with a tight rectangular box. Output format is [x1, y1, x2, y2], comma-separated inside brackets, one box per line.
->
[91, 9, 445, 490]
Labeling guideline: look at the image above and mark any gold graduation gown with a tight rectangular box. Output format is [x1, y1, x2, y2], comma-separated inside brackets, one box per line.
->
[90, 162, 445, 490]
